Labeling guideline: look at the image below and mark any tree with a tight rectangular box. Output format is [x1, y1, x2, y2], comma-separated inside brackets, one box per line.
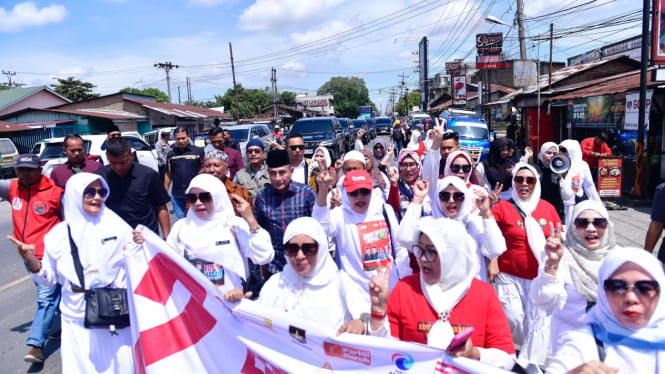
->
[317, 77, 372, 118]
[396, 90, 421, 116]
[119, 87, 169, 102]
[51, 77, 100, 102]
[217, 84, 273, 119]
[279, 91, 297, 106]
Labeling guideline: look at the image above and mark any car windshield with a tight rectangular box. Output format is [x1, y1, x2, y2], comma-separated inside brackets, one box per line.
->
[291, 120, 333, 134]
[40, 141, 92, 159]
[0, 140, 16, 154]
[449, 122, 488, 140]
[228, 129, 250, 142]
[376, 118, 392, 125]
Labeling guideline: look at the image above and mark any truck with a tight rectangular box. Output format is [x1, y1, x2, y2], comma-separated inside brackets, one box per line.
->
[440, 110, 494, 164]
[359, 106, 373, 119]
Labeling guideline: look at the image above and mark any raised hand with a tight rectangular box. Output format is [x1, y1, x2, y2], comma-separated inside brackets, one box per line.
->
[488, 182, 503, 206]
[369, 265, 391, 315]
[412, 178, 429, 204]
[387, 166, 399, 186]
[224, 288, 252, 302]
[8, 235, 40, 273]
[230, 194, 252, 219]
[132, 230, 145, 244]
[315, 159, 334, 190]
[330, 186, 342, 208]
[472, 186, 491, 217]
[545, 222, 564, 264]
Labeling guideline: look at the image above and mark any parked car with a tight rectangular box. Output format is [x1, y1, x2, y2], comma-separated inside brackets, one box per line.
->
[195, 123, 274, 163]
[32, 133, 159, 177]
[0, 138, 19, 178]
[364, 117, 377, 140]
[290, 117, 345, 161]
[444, 117, 493, 164]
[352, 119, 370, 144]
[337, 118, 356, 152]
[375, 117, 393, 136]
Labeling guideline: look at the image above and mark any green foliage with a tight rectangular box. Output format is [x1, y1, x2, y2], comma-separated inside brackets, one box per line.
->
[396, 90, 421, 116]
[51, 77, 100, 102]
[119, 87, 169, 102]
[217, 84, 273, 119]
[279, 91, 297, 106]
[317, 77, 372, 118]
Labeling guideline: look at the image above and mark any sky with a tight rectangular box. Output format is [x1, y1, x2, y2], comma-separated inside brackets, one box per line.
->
[0, 0, 643, 114]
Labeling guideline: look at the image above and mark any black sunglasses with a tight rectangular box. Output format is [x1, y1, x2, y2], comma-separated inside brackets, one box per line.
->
[349, 188, 372, 197]
[573, 217, 608, 229]
[604, 279, 660, 297]
[289, 145, 305, 151]
[412, 245, 438, 262]
[284, 243, 318, 257]
[514, 176, 537, 185]
[373, 145, 384, 150]
[450, 164, 472, 173]
[439, 191, 465, 202]
[185, 192, 213, 204]
[246, 148, 263, 154]
[83, 187, 108, 199]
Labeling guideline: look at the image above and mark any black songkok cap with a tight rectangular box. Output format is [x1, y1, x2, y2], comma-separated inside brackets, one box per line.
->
[266, 149, 290, 168]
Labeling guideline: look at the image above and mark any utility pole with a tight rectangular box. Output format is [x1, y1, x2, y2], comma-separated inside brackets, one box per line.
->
[186, 77, 192, 103]
[178, 86, 181, 105]
[154, 62, 178, 103]
[271, 67, 278, 119]
[2, 70, 16, 88]
[516, 0, 527, 59]
[229, 42, 240, 121]
[548, 23, 554, 90]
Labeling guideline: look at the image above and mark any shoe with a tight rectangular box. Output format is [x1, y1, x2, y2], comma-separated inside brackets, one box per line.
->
[24, 346, 44, 364]
[48, 330, 61, 340]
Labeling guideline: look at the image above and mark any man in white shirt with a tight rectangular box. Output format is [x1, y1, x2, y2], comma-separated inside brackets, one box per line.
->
[285, 133, 311, 184]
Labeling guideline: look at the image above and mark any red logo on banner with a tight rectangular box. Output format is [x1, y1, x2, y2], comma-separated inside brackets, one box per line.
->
[133, 253, 217, 366]
[324, 341, 372, 365]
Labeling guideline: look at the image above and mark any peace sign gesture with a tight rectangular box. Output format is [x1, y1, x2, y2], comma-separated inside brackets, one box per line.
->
[544, 222, 564, 274]
[488, 182, 503, 206]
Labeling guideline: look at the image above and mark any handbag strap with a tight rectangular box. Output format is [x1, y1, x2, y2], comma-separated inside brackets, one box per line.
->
[68, 225, 85, 290]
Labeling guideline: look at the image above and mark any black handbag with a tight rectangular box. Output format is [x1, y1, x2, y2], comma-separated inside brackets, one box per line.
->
[69, 226, 130, 330]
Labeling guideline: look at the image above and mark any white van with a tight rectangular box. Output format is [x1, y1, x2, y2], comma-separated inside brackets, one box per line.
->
[0, 138, 19, 178]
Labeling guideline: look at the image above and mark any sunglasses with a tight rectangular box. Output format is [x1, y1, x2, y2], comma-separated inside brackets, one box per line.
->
[83, 187, 108, 199]
[450, 164, 471, 173]
[439, 191, 465, 202]
[289, 145, 305, 151]
[412, 245, 438, 262]
[514, 176, 537, 185]
[573, 217, 608, 229]
[284, 243, 318, 257]
[604, 279, 660, 297]
[373, 145, 384, 150]
[349, 188, 372, 197]
[246, 148, 263, 154]
[185, 192, 213, 204]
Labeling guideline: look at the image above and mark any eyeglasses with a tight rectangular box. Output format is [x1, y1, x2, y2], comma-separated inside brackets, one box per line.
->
[349, 188, 372, 197]
[399, 162, 418, 169]
[246, 148, 263, 154]
[439, 191, 465, 202]
[412, 245, 438, 262]
[604, 279, 660, 297]
[514, 176, 537, 185]
[442, 131, 459, 140]
[83, 187, 108, 199]
[109, 133, 122, 139]
[289, 145, 305, 151]
[373, 145, 384, 150]
[185, 192, 213, 204]
[284, 242, 318, 257]
[573, 217, 608, 229]
[450, 164, 472, 173]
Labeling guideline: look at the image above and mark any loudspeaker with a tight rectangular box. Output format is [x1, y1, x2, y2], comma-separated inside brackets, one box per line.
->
[550, 154, 571, 174]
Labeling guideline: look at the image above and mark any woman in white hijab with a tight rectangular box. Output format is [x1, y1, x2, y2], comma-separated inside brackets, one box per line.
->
[12, 172, 135, 373]
[547, 247, 665, 373]
[382, 217, 515, 369]
[397, 176, 506, 282]
[308, 146, 332, 192]
[166, 174, 273, 291]
[559, 139, 601, 227]
[491, 162, 562, 373]
[531, 200, 618, 351]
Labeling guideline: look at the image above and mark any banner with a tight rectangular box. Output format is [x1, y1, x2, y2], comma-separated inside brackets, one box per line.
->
[124, 227, 512, 374]
[453, 75, 467, 101]
[567, 94, 625, 129]
[597, 157, 622, 197]
[624, 90, 653, 130]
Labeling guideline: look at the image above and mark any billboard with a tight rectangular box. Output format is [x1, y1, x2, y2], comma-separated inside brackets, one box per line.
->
[445, 62, 462, 75]
[452, 75, 467, 101]
[567, 94, 626, 129]
[476, 33, 503, 55]
[624, 90, 653, 130]
[419, 37, 429, 111]
[653, 0, 665, 64]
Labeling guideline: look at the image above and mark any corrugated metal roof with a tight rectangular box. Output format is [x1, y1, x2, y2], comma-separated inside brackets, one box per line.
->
[48, 108, 146, 120]
[0, 120, 28, 132]
[126, 99, 231, 118]
[550, 69, 657, 100]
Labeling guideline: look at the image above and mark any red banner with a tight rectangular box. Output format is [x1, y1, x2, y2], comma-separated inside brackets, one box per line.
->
[597, 157, 622, 197]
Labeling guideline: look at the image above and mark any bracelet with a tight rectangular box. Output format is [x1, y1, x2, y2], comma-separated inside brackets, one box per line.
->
[370, 310, 386, 319]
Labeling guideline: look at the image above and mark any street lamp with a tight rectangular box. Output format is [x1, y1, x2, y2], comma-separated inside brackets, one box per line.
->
[485, 15, 512, 28]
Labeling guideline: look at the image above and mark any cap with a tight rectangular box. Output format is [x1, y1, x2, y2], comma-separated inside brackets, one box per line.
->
[266, 149, 290, 168]
[343, 170, 373, 193]
[16, 154, 41, 169]
[275, 125, 280, 129]
[342, 150, 366, 166]
[246, 138, 265, 151]
[205, 149, 228, 163]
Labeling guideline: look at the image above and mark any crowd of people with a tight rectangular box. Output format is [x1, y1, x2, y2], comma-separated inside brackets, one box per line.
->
[4, 120, 665, 373]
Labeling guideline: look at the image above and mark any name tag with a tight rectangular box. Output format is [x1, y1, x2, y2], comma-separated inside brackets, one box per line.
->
[215, 240, 230, 246]
[102, 236, 117, 244]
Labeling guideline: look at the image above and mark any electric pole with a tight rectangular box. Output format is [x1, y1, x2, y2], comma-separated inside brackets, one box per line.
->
[2, 70, 16, 88]
[154, 62, 179, 103]
[229, 42, 240, 121]
[516, 0, 527, 59]
[271, 67, 278, 119]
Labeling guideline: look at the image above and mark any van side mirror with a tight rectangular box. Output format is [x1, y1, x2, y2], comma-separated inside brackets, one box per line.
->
[489, 131, 495, 142]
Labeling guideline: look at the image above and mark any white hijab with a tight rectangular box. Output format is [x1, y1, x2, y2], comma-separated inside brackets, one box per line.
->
[560, 139, 590, 198]
[431, 176, 473, 222]
[538, 142, 558, 166]
[63, 172, 132, 288]
[417, 217, 477, 349]
[587, 247, 665, 348]
[177, 174, 246, 280]
[510, 162, 547, 265]
[407, 130, 421, 151]
[443, 150, 475, 183]
[310, 146, 331, 173]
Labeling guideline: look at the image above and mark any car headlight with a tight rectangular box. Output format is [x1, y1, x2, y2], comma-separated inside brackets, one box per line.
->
[319, 140, 334, 146]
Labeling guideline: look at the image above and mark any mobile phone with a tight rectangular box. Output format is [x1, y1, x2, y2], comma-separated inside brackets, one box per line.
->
[446, 327, 475, 351]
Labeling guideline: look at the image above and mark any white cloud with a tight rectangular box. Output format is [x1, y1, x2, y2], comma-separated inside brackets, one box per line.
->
[290, 21, 350, 45]
[187, 0, 230, 6]
[0, 2, 67, 32]
[238, 0, 345, 31]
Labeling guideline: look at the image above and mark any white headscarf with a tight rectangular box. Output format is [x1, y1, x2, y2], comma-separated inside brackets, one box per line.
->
[587, 247, 665, 349]
[431, 176, 472, 221]
[538, 142, 558, 166]
[407, 130, 421, 151]
[563, 200, 616, 302]
[63, 172, 132, 288]
[443, 150, 475, 183]
[177, 174, 246, 280]
[310, 146, 331, 173]
[510, 162, 546, 265]
[560, 139, 590, 198]
[417, 217, 477, 349]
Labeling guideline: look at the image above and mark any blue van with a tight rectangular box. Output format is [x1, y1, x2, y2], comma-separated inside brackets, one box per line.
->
[444, 117, 492, 164]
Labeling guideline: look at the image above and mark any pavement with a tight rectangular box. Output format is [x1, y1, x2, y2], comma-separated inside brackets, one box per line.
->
[605, 199, 654, 251]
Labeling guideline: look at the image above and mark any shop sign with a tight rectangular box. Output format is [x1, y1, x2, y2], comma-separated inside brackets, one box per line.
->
[597, 157, 622, 197]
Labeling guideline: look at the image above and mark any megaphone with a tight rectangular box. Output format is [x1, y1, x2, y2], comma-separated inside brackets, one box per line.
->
[550, 154, 571, 174]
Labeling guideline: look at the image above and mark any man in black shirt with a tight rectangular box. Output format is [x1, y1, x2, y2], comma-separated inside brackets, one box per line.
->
[97, 137, 171, 237]
[164, 127, 204, 219]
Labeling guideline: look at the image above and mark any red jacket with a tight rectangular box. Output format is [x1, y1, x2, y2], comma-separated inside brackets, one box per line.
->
[10, 176, 63, 259]
[580, 137, 612, 169]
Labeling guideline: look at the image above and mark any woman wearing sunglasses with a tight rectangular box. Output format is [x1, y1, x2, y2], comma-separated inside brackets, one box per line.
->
[491, 162, 562, 373]
[547, 247, 665, 373]
[530, 200, 617, 352]
[443, 150, 485, 188]
[376, 217, 515, 369]
[558, 139, 601, 227]
[166, 174, 273, 292]
[12, 172, 135, 373]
